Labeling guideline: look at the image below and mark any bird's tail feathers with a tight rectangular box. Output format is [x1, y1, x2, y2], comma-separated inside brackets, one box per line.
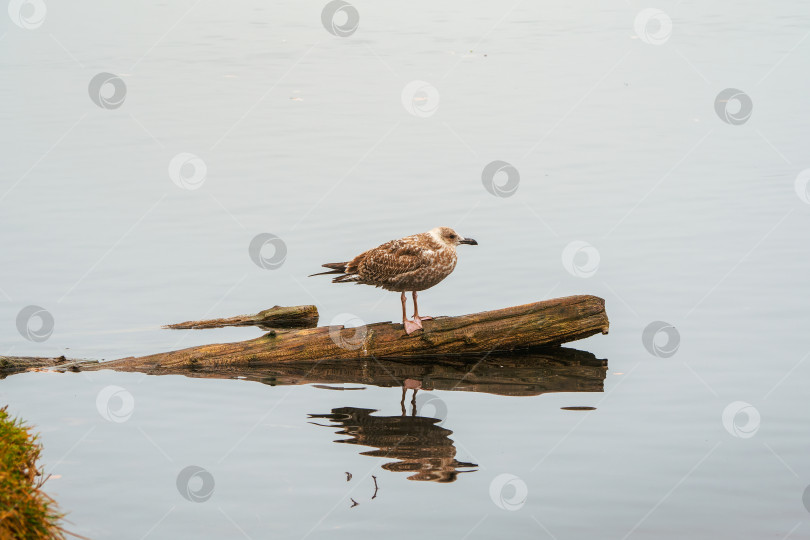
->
[308, 262, 348, 278]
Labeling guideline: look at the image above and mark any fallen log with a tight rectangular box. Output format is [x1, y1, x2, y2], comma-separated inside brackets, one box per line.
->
[1, 295, 608, 376]
[0, 355, 99, 376]
[163, 304, 318, 330]
[100, 294, 608, 372]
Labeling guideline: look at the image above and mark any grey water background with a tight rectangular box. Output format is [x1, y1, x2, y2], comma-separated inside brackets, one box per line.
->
[2, 0, 810, 538]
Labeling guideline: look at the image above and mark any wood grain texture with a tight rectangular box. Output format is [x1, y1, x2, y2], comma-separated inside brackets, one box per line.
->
[1, 296, 608, 376]
[101, 295, 609, 372]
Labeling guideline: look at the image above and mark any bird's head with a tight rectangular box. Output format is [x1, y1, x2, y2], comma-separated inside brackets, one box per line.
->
[431, 226, 478, 247]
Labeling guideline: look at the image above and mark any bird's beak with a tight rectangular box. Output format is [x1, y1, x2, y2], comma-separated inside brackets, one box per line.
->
[459, 237, 478, 245]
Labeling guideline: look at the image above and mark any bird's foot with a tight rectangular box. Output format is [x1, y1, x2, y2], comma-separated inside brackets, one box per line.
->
[403, 319, 422, 334]
[403, 378, 422, 389]
[414, 315, 432, 321]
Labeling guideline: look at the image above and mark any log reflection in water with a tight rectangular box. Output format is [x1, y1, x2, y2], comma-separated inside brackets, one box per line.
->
[309, 407, 478, 483]
[132, 346, 608, 397]
[3, 347, 608, 398]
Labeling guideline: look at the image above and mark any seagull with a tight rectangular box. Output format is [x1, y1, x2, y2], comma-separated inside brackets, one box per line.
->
[310, 227, 478, 334]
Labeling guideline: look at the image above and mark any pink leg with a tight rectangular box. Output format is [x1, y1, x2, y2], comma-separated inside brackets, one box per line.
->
[401, 292, 420, 334]
[411, 291, 432, 329]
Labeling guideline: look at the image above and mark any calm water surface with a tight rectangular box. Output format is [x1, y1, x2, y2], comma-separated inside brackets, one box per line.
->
[2, 1, 810, 538]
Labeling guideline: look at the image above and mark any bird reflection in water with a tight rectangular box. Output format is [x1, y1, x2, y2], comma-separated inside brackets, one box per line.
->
[400, 377, 420, 415]
[309, 380, 477, 483]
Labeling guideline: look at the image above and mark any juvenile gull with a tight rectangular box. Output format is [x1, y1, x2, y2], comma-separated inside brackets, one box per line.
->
[310, 226, 478, 334]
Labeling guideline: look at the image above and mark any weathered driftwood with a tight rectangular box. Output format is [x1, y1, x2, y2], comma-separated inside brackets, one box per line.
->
[98, 294, 608, 372]
[163, 304, 318, 330]
[1, 295, 608, 378]
[0, 355, 99, 376]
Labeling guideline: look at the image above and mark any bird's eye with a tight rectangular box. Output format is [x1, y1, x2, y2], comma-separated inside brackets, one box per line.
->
[449, 234, 456, 239]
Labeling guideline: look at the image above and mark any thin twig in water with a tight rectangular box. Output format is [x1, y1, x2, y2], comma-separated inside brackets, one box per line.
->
[371, 475, 379, 499]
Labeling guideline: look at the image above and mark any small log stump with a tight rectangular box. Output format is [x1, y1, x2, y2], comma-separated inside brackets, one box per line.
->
[163, 305, 319, 330]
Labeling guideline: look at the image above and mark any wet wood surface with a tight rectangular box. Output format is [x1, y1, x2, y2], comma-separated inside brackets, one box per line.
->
[103, 295, 609, 372]
[1, 295, 608, 378]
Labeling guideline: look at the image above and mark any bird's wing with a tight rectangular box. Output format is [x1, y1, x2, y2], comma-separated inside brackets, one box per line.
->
[351, 235, 435, 283]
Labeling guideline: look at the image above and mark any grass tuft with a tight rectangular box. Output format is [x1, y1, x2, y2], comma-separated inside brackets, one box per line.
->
[0, 406, 68, 539]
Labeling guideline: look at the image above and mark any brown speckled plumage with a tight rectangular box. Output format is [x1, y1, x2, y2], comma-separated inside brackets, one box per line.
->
[311, 227, 478, 334]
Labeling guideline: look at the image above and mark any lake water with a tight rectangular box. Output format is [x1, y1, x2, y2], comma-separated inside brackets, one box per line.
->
[2, 1, 810, 538]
